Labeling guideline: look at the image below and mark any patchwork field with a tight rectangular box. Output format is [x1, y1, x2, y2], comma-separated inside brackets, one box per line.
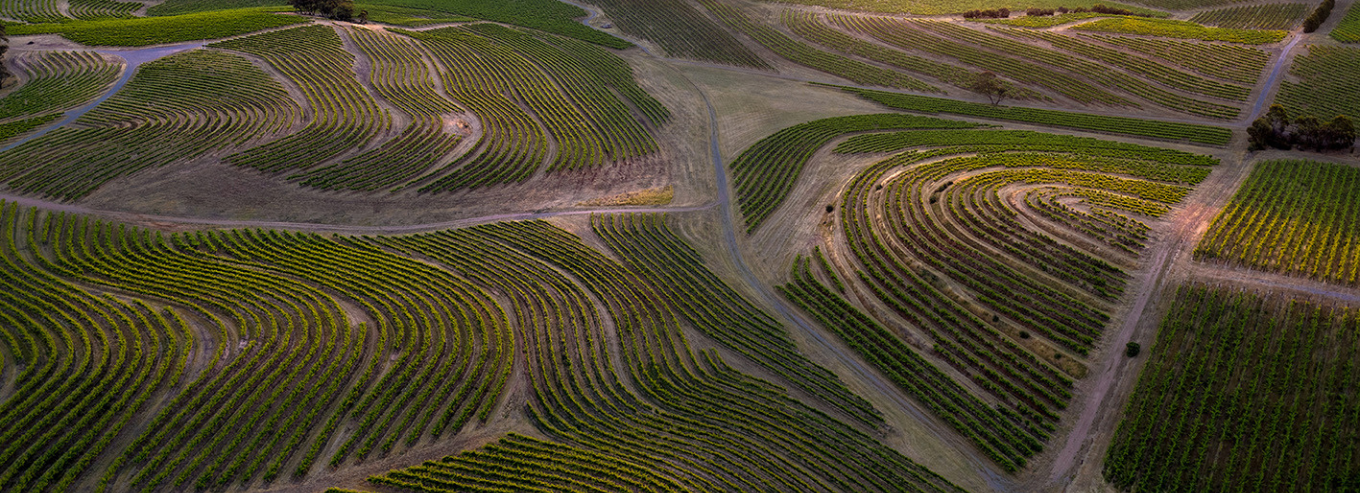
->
[0, 0, 1355, 492]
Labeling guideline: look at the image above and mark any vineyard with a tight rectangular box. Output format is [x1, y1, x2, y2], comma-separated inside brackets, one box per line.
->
[1072, 17, 1288, 44]
[1274, 45, 1360, 122]
[763, 12, 1258, 120]
[730, 113, 981, 231]
[1188, 3, 1308, 30]
[1197, 160, 1360, 286]
[1104, 284, 1360, 493]
[1, 0, 138, 22]
[1335, 2, 1360, 42]
[6, 8, 310, 46]
[1086, 35, 1268, 85]
[365, 217, 967, 493]
[0, 49, 300, 200]
[581, 0, 768, 67]
[760, 119, 1217, 470]
[695, 0, 937, 91]
[0, 51, 122, 123]
[840, 87, 1234, 144]
[2, 1, 1357, 492]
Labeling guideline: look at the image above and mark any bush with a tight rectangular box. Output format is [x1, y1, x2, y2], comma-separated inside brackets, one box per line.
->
[1026, 8, 1055, 17]
[1125, 342, 1140, 357]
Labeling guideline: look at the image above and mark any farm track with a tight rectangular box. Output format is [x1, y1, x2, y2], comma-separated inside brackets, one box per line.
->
[2, 5, 1356, 493]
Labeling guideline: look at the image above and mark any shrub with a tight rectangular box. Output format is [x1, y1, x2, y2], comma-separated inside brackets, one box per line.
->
[1125, 342, 1140, 357]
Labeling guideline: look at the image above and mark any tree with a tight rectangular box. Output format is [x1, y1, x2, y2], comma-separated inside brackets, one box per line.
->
[1247, 118, 1275, 150]
[971, 71, 1009, 106]
[288, 0, 321, 15]
[358, 9, 369, 24]
[1125, 342, 1140, 358]
[1325, 115, 1356, 150]
[331, 0, 354, 21]
[1266, 104, 1290, 135]
[0, 24, 8, 88]
[1294, 116, 1323, 150]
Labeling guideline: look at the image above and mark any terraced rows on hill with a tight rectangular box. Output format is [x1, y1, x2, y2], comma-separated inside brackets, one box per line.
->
[737, 118, 1219, 470]
[0, 49, 300, 200]
[0, 51, 122, 123]
[365, 219, 964, 493]
[0, 194, 983, 491]
[0, 21, 670, 199]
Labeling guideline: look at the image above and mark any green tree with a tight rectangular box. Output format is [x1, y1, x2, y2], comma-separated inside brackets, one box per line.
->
[1325, 115, 1356, 150]
[1294, 116, 1323, 150]
[331, 0, 354, 21]
[970, 71, 1009, 106]
[0, 25, 8, 87]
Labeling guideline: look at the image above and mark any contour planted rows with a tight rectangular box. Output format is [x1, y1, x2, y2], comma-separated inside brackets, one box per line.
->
[0, 202, 974, 492]
[0, 51, 122, 123]
[749, 120, 1218, 470]
[0, 22, 670, 199]
[367, 219, 964, 493]
[0, 203, 514, 491]
[0, 49, 300, 200]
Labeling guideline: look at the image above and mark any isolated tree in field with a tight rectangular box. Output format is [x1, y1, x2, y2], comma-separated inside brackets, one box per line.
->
[971, 71, 1009, 106]
[358, 9, 369, 24]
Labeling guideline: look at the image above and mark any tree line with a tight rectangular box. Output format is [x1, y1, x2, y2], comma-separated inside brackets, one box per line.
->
[288, 0, 367, 23]
[1249, 105, 1356, 152]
